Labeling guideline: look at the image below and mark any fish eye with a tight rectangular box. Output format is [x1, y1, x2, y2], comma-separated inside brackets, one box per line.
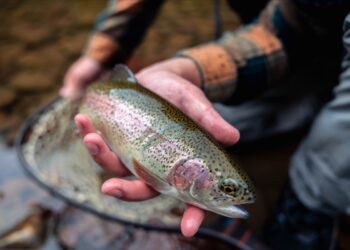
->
[219, 179, 240, 196]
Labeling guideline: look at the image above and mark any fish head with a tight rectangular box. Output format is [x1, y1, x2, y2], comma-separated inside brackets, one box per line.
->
[168, 158, 255, 218]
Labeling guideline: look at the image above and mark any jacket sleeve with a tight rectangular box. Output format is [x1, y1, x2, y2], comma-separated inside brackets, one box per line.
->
[176, 0, 350, 102]
[84, 0, 164, 66]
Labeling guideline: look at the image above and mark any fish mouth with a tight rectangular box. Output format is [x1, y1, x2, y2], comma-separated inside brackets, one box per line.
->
[183, 193, 249, 218]
[207, 204, 249, 219]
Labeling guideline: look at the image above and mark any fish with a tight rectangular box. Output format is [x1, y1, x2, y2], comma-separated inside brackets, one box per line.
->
[21, 97, 185, 226]
[79, 65, 256, 218]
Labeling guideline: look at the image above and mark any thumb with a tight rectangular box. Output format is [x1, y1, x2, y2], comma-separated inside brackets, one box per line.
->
[60, 56, 104, 98]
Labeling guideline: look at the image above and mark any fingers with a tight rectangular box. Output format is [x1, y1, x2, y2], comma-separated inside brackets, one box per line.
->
[137, 58, 202, 87]
[181, 205, 206, 237]
[83, 133, 131, 176]
[101, 178, 159, 201]
[60, 68, 81, 98]
[60, 56, 104, 99]
[75, 114, 96, 136]
[76, 113, 205, 237]
[137, 71, 240, 146]
[179, 87, 240, 145]
[102, 177, 205, 237]
[75, 114, 131, 176]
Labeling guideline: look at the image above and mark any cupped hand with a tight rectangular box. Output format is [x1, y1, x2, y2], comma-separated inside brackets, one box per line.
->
[136, 58, 239, 145]
[75, 58, 240, 237]
[75, 114, 205, 237]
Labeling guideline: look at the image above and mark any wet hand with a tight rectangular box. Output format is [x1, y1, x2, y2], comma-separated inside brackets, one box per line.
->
[60, 56, 106, 99]
[136, 58, 240, 145]
[75, 114, 205, 237]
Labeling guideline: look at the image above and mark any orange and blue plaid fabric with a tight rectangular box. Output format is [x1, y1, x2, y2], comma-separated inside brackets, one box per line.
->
[85, 0, 349, 102]
[85, 0, 164, 65]
[176, 1, 288, 101]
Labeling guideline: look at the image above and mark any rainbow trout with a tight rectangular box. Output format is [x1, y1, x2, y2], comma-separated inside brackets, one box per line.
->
[79, 65, 255, 218]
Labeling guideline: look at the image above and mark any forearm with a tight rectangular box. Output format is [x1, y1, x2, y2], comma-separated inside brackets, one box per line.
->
[175, 0, 350, 102]
[175, 1, 288, 102]
[85, 0, 165, 66]
[137, 58, 201, 87]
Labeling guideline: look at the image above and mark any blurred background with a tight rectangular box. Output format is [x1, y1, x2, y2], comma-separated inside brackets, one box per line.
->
[0, 1, 349, 249]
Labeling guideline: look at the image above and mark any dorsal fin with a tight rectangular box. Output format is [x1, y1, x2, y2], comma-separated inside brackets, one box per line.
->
[109, 64, 137, 83]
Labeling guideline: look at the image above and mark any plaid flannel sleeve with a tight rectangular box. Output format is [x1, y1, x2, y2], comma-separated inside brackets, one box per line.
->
[176, 1, 288, 102]
[84, 0, 164, 66]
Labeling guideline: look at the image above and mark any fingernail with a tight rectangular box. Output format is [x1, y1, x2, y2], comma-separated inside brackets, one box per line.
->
[106, 189, 123, 198]
[183, 218, 198, 237]
[86, 142, 99, 155]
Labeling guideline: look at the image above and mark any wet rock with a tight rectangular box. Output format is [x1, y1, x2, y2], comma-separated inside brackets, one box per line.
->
[57, 33, 87, 57]
[0, 112, 5, 124]
[0, 111, 24, 145]
[0, 113, 21, 132]
[0, 87, 16, 108]
[13, 92, 56, 117]
[0, 178, 61, 236]
[18, 45, 66, 72]
[69, 1, 104, 28]
[0, 44, 22, 79]
[0, 207, 51, 249]
[17, 51, 41, 69]
[10, 22, 53, 46]
[0, 144, 66, 248]
[10, 70, 55, 92]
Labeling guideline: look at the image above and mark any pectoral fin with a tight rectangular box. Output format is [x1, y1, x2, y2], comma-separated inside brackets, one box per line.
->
[132, 159, 169, 191]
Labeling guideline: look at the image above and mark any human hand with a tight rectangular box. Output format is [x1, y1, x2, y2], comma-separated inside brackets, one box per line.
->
[60, 56, 106, 99]
[75, 113, 207, 237]
[75, 58, 240, 237]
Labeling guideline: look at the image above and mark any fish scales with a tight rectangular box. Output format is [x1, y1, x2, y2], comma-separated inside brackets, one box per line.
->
[79, 65, 255, 218]
[82, 90, 190, 177]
